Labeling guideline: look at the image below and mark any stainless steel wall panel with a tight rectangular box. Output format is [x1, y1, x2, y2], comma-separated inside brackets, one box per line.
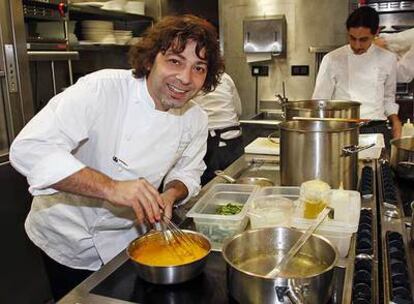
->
[219, 0, 349, 117]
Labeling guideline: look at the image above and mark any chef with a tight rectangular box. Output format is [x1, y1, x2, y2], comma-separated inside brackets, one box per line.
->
[9, 15, 224, 301]
[313, 6, 402, 146]
[193, 72, 243, 185]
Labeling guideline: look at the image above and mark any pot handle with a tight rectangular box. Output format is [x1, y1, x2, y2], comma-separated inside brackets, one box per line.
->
[267, 131, 279, 144]
[341, 143, 376, 156]
[397, 161, 414, 167]
[214, 170, 237, 183]
[275, 283, 306, 304]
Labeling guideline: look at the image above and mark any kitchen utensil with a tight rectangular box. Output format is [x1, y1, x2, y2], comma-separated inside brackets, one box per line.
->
[283, 99, 361, 121]
[214, 170, 274, 186]
[160, 214, 200, 258]
[292, 116, 370, 123]
[390, 136, 414, 179]
[279, 120, 373, 189]
[126, 229, 211, 284]
[266, 207, 332, 278]
[222, 227, 338, 304]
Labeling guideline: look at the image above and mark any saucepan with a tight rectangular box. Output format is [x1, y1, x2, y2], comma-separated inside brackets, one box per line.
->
[214, 170, 274, 187]
[222, 227, 338, 304]
[126, 229, 211, 284]
[390, 136, 414, 180]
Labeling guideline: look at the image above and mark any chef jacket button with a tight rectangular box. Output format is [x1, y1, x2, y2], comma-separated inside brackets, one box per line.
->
[117, 167, 123, 172]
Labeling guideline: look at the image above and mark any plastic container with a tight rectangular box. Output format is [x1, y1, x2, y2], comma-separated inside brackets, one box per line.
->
[292, 189, 361, 257]
[186, 184, 258, 249]
[248, 186, 299, 229]
[358, 133, 385, 159]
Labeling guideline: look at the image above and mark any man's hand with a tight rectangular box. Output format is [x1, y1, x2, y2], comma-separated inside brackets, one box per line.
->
[389, 114, 402, 139]
[106, 178, 165, 224]
[374, 37, 387, 49]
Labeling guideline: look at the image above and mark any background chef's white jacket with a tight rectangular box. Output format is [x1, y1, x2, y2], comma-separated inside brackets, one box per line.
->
[381, 28, 414, 83]
[193, 72, 242, 139]
[312, 44, 398, 120]
[9, 69, 208, 270]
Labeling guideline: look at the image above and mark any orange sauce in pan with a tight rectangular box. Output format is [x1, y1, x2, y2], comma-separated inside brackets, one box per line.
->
[130, 232, 209, 267]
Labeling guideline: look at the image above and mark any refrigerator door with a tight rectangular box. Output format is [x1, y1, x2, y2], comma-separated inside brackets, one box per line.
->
[0, 0, 34, 162]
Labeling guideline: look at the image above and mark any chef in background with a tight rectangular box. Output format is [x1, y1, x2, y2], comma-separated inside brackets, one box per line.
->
[9, 15, 223, 301]
[313, 6, 401, 146]
[375, 28, 414, 83]
[193, 72, 243, 185]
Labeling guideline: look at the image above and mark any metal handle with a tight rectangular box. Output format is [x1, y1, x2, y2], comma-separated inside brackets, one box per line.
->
[397, 161, 414, 167]
[341, 143, 376, 156]
[27, 51, 79, 61]
[214, 170, 236, 183]
[267, 131, 279, 144]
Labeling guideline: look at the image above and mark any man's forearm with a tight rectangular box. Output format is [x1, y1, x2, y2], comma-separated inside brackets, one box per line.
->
[164, 180, 189, 203]
[51, 167, 115, 201]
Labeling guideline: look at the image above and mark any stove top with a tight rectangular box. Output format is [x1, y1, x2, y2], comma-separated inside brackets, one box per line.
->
[91, 251, 345, 304]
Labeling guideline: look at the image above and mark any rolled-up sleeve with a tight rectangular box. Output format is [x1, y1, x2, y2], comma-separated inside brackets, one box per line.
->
[384, 55, 399, 117]
[312, 55, 335, 99]
[163, 111, 208, 205]
[9, 77, 100, 195]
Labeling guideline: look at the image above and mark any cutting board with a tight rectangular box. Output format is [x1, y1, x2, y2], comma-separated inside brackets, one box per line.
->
[244, 137, 280, 155]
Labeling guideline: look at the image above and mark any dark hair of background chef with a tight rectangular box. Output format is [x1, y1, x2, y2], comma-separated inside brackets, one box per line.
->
[346, 6, 379, 35]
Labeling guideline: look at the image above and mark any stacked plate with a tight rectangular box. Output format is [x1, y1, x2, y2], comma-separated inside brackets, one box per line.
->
[113, 30, 133, 45]
[81, 20, 116, 44]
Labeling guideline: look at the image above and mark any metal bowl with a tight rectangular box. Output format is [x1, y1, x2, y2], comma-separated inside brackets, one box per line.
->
[126, 229, 211, 284]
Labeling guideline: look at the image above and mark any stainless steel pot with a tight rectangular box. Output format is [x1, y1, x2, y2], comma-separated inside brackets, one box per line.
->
[126, 229, 211, 284]
[282, 99, 360, 121]
[279, 120, 372, 189]
[390, 136, 414, 179]
[222, 227, 338, 304]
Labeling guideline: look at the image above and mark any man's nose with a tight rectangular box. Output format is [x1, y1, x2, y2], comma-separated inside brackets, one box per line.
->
[176, 67, 192, 84]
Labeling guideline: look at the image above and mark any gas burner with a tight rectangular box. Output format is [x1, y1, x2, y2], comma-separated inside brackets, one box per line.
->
[381, 163, 398, 203]
[356, 210, 373, 254]
[360, 166, 374, 197]
[386, 231, 413, 303]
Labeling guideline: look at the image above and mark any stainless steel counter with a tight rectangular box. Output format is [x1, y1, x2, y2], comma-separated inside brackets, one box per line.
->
[59, 154, 375, 304]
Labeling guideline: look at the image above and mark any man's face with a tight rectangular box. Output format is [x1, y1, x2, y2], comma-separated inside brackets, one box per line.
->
[348, 26, 376, 55]
[146, 39, 208, 111]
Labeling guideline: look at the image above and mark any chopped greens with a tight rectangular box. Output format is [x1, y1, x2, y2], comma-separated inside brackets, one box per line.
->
[216, 203, 243, 215]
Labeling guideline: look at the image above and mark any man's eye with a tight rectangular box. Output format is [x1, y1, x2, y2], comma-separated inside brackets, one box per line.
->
[169, 59, 180, 65]
[194, 66, 207, 74]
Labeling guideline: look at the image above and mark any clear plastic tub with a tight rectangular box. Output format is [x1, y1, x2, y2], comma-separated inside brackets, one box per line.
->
[248, 187, 299, 229]
[186, 184, 258, 249]
[292, 189, 361, 257]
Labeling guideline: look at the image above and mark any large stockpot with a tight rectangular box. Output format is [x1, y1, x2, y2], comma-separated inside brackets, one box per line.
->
[390, 136, 414, 180]
[222, 227, 338, 304]
[282, 100, 361, 120]
[279, 120, 370, 190]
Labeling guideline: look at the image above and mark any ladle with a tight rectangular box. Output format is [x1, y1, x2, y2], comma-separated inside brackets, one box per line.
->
[266, 206, 333, 278]
[214, 170, 274, 187]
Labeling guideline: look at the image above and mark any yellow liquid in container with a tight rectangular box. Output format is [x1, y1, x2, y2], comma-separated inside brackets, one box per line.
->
[304, 200, 327, 219]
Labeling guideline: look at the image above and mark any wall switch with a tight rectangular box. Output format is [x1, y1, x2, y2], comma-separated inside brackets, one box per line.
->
[251, 65, 269, 76]
[291, 65, 309, 76]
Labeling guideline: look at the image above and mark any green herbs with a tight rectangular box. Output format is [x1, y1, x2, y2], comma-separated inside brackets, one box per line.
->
[216, 203, 243, 215]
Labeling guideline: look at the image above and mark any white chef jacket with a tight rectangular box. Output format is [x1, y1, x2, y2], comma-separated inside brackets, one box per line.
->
[9, 69, 208, 270]
[192, 72, 242, 139]
[312, 44, 398, 120]
[381, 28, 414, 83]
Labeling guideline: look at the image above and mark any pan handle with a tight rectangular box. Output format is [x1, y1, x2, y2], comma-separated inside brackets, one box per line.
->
[214, 170, 237, 183]
[397, 161, 414, 167]
[341, 143, 376, 156]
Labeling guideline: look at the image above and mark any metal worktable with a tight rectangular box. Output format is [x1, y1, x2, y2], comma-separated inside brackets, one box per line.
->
[58, 154, 382, 304]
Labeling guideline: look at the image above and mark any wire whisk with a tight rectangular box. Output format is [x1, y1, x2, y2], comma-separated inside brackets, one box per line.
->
[160, 214, 200, 259]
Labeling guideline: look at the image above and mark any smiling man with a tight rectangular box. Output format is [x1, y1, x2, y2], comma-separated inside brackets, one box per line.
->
[10, 15, 223, 301]
[313, 6, 401, 145]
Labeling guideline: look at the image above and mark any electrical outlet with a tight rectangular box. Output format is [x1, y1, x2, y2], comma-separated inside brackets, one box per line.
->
[291, 65, 309, 76]
[251, 65, 269, 76]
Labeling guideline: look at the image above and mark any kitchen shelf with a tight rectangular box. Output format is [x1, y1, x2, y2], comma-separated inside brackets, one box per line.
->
[70, 44, 131, 51]
[68, 5, 153, 22]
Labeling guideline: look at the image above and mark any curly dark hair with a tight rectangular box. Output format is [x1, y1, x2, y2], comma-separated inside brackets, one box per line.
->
[128, 14, 224, 93]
